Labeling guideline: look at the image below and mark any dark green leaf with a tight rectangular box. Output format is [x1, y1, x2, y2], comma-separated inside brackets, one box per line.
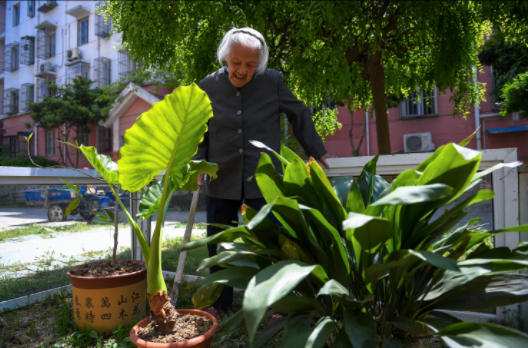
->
[192, 282, 224, 310]
[343, 309, 376, 348]
[371, 184, 454, 207]
[196, 266, 259, 289]
[65, 198, 80, 216]
[435, 322, 528, 348]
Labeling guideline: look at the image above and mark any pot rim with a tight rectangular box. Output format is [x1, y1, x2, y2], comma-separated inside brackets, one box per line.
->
[66, 259, 146, 281]
[130, 309, 220, 347]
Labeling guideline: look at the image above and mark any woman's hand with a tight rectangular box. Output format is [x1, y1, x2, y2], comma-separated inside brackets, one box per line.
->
[319, 154, 330, 169]
[198, 173, 206, 187]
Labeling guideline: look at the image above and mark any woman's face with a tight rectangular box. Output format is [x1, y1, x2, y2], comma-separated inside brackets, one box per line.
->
[225, 43, 260, 88]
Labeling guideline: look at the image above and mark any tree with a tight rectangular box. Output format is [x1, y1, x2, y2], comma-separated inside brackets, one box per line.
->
[499, 72, 528, 118]
[103, 0, 528, 154]
[478, 31, 528, 108]
[28, 77, 114, 167]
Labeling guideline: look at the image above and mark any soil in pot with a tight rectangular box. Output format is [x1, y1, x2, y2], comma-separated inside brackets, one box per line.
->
[69, 260, 144, 277]
[137, 312, 214, 343]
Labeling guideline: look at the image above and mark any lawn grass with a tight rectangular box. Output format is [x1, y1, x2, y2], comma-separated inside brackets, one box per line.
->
[0, 275, 282, 348]
[0, 234, 208, 302]
[0, 222, 107, 243]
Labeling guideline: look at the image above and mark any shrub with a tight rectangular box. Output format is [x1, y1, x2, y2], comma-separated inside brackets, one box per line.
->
[183, 141, 528, 347]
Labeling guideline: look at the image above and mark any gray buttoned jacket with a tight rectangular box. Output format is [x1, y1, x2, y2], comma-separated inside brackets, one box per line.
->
[195, 67, 327, 200]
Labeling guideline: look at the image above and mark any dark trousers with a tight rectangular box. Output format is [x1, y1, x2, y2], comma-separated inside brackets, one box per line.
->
[206, 195, 275, 308]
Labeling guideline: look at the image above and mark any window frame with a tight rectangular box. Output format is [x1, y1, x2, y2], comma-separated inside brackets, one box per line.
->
[78, 127, 90, 146]
[45, 130, 56, 157]
[13, 3, 20, 27]
[11, 46, 19, 71]
[400, 88, 438, 119]
[77, 16, 89, 47]
[27, 0, 35, 18]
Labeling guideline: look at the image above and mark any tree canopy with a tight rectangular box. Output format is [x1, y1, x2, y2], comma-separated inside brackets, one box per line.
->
[479, 32, 528, 106]
[103, 0, 528, 154]
[28, 77, 114, 167]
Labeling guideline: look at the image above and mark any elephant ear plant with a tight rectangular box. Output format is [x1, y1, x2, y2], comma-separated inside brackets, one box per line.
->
[63, 84, 217, 334]
[183, 140, 528, 347]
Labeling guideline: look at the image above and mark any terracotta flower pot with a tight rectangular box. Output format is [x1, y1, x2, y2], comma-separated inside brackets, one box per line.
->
[67, 260, 147, 335]
[130, 309, 219, 348]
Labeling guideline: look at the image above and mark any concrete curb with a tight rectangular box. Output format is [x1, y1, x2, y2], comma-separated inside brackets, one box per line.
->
[0, 284, 72, 313]
[0, 272, 243, 313]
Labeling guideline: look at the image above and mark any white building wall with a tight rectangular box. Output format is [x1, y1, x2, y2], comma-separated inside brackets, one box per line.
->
[1, 0, 123, 119]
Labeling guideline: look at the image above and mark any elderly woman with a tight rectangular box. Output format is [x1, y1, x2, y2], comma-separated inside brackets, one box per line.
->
[195, 27, 328, 310]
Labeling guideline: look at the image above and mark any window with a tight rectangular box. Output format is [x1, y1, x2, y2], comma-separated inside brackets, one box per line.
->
[97, 126, 112, 151]
[94, 57, 111, 88]
[119, 50, 141, 83]
[36, 24, 56, 59]
[3, 88, 20, 115]
[37, 76, 56, 102]
[13, 4, 20, 27]
[400, 89, 437, 118]
[46, 130, 55, 156]
[77, 17, 89, 46]
[4, 42, 20, 72]
[11, 47, 19, 71]
[66, 62, 90, 84]
[28, 0, 35, 18]
[95, 1, 111, 37]
[20, 36, 35, 66]
[21, 83, 34, 112]
[78, 127, 89, 146]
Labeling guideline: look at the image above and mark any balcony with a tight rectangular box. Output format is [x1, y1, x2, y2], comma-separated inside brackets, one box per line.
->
[37, 0, 58, 14]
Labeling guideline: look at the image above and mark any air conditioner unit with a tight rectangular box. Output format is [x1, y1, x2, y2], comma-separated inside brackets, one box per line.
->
[40, 61, 51, 73]
[403, 132, 435, 153]
[67, 48, 81, 61]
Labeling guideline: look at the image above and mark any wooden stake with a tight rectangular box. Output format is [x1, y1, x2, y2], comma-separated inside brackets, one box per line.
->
[170, 186, 201, 306]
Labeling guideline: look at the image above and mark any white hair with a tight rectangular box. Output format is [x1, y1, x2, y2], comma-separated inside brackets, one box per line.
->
[217, 27, 269, 75]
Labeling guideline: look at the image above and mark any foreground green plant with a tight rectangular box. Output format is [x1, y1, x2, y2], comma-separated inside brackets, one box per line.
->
[61, 84, 217, 334]
[183, 138, 528, 347]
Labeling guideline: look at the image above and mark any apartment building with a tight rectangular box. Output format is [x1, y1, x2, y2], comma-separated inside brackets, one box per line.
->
[0, 0, 157, 167]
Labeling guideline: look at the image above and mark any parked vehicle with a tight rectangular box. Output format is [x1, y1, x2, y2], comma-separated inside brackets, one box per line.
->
[24, 185, 115, 222]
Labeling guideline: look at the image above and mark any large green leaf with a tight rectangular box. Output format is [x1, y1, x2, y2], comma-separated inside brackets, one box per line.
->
[181, 226, 256, 251]
[180, 159, 219, 191]
[342, 309, 377, 348]
[371, 184, 454, 207]
[118, 84, 213, 192]
[346, 179, 366, 214]
[73, 145, 119, 184]
[249, 315, 288, 348]
[243, 261, 327, 344]
[250, 140, 290, 166]
[137, 179, 164, 220]
[472, 161, 522, 182]
[196, 266, 259, 289]
[424, 274, 528, 312]
[280, 316, 336, 348]
[271, 296, 325, 314]
[435, 322, 528, 348]
[192, 282, 224, 309]
[309, 159, 347, 228]
[343, 213, 394, 276]
[357, 155, 379, 207]
[285, 158, 324, 213]
[255, 152, 285, 204]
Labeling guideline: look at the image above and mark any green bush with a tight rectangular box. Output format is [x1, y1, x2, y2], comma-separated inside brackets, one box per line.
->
[499, 71, 528, 118]
[184, 141, 528, 347]
[0, 155, 59, 167]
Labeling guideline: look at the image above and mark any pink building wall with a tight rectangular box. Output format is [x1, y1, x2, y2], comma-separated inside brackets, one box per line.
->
[324, 66, 528, 162]
[2, 66, 526, 168]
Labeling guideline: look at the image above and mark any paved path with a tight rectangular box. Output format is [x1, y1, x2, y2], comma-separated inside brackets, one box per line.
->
[0, 224, 207, 272]
[0, 207, 207, 230]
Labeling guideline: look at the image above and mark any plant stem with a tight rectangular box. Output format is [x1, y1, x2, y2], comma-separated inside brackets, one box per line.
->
[112, 185, 119, 265]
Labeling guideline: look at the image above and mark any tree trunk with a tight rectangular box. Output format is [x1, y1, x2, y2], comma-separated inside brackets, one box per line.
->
[366, 50, 391, 155]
